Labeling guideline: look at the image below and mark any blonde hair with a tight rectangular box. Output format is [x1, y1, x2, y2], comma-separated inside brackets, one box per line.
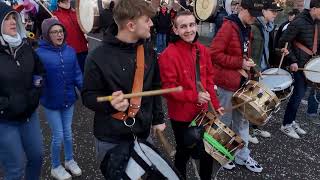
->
[113, 0, 156, 29]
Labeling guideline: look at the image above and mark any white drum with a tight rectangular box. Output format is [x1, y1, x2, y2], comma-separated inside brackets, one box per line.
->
[194, 0, 218, 21]
[125, 140, 181, 180]
[304, 56, 320, 89]
[260, 68, 294, 101]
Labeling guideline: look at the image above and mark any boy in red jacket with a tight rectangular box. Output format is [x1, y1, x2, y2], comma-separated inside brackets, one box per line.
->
[210, 0, 264, 173]
[159, 11, 223, 180]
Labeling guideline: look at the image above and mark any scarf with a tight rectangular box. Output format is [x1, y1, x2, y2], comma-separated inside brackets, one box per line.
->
[2, 33, 22, 47]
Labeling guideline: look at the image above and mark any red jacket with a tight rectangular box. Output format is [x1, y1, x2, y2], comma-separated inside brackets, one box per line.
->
[210, 19, 251, 92]
[159, 39, 220, 122]
[53, 7, 88, 53]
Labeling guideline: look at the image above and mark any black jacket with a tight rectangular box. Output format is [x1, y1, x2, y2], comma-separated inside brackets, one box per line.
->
[154, 11, 171, 34]
[279, 9, 320, 67]
[82, 24, 164, 143]
[0, 3, 45, 122]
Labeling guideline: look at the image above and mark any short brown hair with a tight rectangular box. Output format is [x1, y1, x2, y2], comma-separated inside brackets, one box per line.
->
[113, 0, 156, 29]
[173, 10, 194, 27]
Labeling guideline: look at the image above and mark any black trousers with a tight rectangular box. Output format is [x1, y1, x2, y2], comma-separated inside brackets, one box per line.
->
[171, 120, 214, 180]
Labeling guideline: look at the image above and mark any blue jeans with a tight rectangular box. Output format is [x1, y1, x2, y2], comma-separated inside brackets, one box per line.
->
[307, 87, 320, 115]
[283, 72, 308, 125]
[76, 51, 88, 74]
[156, 33, 167, 54]
[217, 87, 250, 161]
[0, 112, 43, 180]
[44, 105, 75, 168]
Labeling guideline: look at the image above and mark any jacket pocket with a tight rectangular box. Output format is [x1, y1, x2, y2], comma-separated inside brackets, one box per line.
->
[7, 93, 28, 118]
[0, 97, 9, 110]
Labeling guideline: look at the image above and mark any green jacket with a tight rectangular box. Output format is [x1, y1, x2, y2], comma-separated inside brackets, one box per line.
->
[251, 21, 265, 72]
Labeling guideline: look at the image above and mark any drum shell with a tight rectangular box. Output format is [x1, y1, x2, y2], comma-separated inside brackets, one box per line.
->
[232, 80, 280, 126]
[192, 111, 244, 165]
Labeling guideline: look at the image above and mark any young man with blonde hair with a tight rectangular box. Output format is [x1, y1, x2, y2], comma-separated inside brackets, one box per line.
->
[82, 0, 165, 178]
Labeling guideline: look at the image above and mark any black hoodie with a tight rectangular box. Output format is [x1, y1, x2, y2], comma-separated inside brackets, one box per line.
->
[0, 2, 45, 122]
[82, 23, 164, 143]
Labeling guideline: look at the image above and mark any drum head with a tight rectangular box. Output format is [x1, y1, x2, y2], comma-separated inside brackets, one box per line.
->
[305, 57, 320, 83]
[260, 68, 293, 91]
[76, 0, 94, 33]
[194, 0, 218, 21]
[225, 0, 233, 14]
[126, 140, 181, 180]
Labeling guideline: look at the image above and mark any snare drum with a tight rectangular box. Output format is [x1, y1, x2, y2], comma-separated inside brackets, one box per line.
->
[190, 110, 244, 165]
[126, 140, 181, 180]
[304, 56, 320, 89]
[232, 80, 280, 126]
[101, 139, 182, 180]
[260, 68, 294, 101]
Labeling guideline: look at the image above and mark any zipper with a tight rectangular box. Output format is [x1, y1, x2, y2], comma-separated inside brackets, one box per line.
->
[59, 49, 67, 107]
[13, 42, 24, 67]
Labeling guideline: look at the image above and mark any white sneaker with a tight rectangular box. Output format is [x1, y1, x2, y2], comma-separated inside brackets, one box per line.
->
[249, 135, 259, 144]
[280, 124, 300, 139]
[292, 121, 307, 135]
[51, 165, 72, 180]
[65, 160, 82, 176]
[235, 156, 263, 173]
[223, 161, 235, 170]
[252, 129, 271, 138]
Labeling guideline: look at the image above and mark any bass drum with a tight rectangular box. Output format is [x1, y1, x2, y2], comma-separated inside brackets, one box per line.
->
[194, 0, 218, 21]
[76, 0, 118, 33]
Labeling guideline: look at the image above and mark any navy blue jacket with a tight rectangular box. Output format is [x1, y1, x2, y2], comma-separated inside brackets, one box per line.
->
[36, 40, 83, 110]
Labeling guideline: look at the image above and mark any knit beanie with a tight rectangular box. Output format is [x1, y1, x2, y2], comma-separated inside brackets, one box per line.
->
[41, 18, 65, 43]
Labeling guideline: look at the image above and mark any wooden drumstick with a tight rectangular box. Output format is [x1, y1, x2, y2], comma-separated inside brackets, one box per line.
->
[156, 130, 176, 157]
[261, 73, 288, 76]
[34, 0, 55, 17]
[196, 82, 218, 115]
[278, 42, 289, 72]
[297, 68, 320, 73]
[97, 86, 183, 102]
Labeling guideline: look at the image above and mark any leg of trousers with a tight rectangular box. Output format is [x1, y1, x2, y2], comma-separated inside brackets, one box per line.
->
[217, 87, 250, 161]
[171, 120, 213, 180]
[0, 111, 43, 180]
[283, 72, 308, 125]
[44, 105, 75, 168]
[307, 87, 320, 115]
